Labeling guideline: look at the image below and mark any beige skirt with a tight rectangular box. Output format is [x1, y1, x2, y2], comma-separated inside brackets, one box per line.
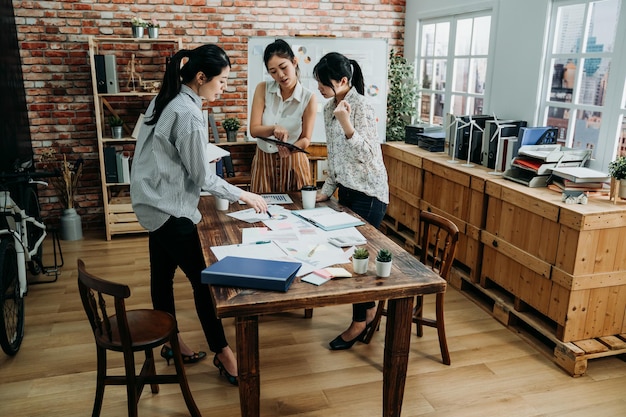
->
[250, 147, 312, 193]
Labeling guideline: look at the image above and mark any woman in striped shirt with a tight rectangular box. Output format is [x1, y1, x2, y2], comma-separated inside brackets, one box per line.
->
[131, 44, 267, 385]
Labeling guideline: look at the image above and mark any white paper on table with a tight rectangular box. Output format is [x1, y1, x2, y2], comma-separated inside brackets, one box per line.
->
[227, 205, 281, 223]
[210, 240, 288, 261]
[241, 227, 300, 244]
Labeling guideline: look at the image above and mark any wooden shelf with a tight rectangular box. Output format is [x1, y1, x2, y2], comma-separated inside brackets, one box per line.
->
[89, 36, 182, 240]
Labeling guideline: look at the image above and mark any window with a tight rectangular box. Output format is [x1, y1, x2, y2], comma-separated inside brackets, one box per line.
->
[416, 12, 492, 125]
[540, 0, 625, 168]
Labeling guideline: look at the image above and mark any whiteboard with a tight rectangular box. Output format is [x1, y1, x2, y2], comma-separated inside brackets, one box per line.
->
[247, 37, 388, 143]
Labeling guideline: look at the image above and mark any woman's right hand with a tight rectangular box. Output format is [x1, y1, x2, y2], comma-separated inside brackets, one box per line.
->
[239, 191, 268, 213]
[315, 192, 330, 202]
[272, 125, 289, 142]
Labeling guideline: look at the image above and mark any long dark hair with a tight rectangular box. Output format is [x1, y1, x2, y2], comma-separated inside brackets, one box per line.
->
[263, 39, 300, 78]
[146, 44, 231, 125]
[313, 52, 365, 96]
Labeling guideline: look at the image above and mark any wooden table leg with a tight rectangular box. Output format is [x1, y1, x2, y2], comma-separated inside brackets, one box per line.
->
[383, 297, 413, 417]
[236, 315, 260, 417]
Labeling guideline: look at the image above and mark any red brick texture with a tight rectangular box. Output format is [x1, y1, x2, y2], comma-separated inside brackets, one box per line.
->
[13, 0, 406, 230]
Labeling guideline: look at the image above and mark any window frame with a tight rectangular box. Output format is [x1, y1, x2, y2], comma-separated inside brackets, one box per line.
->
[538, 0, 626, 171]
[415, 9, 495, 126]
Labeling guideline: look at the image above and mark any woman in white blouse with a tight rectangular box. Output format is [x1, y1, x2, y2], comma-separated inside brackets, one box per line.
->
[249, 39, 317, 193]
[313, 52, 389, 350]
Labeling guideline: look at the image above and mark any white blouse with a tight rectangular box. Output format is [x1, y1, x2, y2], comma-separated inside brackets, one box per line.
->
[257, 79, 314, 153]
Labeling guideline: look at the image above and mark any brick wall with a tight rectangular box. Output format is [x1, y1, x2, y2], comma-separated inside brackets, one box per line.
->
[13, 0, 406, 230]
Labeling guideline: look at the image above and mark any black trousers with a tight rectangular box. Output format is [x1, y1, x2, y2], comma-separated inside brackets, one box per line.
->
[338, 185, 388, 322]
[149, 216, 227, 353]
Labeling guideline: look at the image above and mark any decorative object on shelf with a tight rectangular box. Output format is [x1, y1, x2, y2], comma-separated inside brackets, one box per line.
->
[386, 50, 418, 142]
[125, 54, 142, 92]
[222, 117, 240, 142]
[147, 18, 161, 39]
[41, 149, 84, 240]
[352, 247, 369, 274]
[375, 248, 392, 278]
[608, 155, 626, 201]
[108, 115, 124, 139]
[141, 79, 161, 93]
[131, 16, 147, 38]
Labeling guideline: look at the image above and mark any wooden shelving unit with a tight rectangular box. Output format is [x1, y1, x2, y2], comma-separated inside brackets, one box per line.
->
[88, 36, 182, 240]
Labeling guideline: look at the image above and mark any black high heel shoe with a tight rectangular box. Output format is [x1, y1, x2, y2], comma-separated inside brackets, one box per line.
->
[213, 354, 238, 386]
[160, 345, 207, 366]
[328, 322, 373, 351]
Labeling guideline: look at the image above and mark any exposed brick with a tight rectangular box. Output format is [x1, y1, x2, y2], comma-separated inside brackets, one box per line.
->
[13, 0, 406, 230]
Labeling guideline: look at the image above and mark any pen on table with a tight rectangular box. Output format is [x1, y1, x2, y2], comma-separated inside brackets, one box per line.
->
[307, 243, 320, 257]
[267, 209, 272, 219]
[237, 240, 271, 246]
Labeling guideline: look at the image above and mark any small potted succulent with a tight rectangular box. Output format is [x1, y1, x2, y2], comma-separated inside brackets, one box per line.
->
[108, 115, 124, 139]
[608, 156, 626, 198]
[375, 248, 393, 278]
[222, 117, 240, 142]
[352, 247, 370, 274]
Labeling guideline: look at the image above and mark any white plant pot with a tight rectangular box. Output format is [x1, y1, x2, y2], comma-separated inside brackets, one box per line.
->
[376, 260, 392, 278]
[352, 257, 369, 274]
[148, 27, 159, 38]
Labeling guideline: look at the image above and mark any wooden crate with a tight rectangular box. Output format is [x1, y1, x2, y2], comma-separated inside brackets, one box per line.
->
[421, 157, 488, 282]
[483, 178, 626, 342]
[382, 144, 423, 234]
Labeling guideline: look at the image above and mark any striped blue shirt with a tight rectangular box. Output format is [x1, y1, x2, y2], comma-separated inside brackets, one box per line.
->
[130, 85, 241, 231]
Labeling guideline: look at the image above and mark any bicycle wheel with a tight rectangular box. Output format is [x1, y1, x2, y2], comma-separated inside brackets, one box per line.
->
[22, 186, 43, 276]
[0, 237, 24, 355]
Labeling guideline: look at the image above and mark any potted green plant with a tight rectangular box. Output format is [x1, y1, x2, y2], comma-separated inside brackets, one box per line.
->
[109, 115, 124, 139]
[375, 248, 393, 277]
[352, 247, 370, 274]
[386, 50, 418, 142]
[608, 156, 626, 198]
[223, 117, 240, 142]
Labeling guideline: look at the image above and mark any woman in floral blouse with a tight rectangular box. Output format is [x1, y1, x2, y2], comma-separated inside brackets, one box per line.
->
[313, 52, 389, 350]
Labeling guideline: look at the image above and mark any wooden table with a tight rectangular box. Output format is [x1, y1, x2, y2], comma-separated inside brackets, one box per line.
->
[197, 194, 446, 417]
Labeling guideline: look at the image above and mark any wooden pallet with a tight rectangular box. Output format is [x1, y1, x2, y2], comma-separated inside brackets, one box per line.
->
[449, 267, 626, 377]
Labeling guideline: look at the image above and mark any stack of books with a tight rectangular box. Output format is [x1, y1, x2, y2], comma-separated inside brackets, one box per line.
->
[548, 167, 611, 195]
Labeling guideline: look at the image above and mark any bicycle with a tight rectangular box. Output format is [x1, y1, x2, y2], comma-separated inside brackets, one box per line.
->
[0, 170, 62, 355]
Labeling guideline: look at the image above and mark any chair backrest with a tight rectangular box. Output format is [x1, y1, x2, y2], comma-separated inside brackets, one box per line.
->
[77, 259, 131, 345]
[418, 211, 460, 280]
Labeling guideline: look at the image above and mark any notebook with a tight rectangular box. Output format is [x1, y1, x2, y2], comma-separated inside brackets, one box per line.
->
[292, 207, 365, 231]
[201, 256, 301, 292]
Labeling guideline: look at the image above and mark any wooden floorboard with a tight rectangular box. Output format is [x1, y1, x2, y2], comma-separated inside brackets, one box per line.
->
[1, 231, 625, 416]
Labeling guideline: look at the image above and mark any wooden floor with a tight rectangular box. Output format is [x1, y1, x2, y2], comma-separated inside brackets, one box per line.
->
[1, 231, 626, 417]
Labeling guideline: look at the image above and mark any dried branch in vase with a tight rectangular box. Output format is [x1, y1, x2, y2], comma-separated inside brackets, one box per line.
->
[41, 149, 83, 210]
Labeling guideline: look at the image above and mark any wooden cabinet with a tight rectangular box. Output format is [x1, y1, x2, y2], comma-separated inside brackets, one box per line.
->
[382, 143, 626, 345]
[382, 143, 487, 281]
[88, 36, 182, 240]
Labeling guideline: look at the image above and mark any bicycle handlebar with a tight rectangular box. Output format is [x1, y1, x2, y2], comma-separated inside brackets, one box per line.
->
[0, 169, 60, 182]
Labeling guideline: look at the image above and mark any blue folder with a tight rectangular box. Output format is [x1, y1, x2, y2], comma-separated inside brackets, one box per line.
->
[201, 256, 302, 292]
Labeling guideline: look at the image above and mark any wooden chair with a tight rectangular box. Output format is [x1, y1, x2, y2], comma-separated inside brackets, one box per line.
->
[77, 259, 201, 417]
[364, 211, 459, 365]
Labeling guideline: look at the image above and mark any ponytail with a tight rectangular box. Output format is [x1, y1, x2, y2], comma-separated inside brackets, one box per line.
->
[313, 52, 365, 96]
[146, 44, 231, 126]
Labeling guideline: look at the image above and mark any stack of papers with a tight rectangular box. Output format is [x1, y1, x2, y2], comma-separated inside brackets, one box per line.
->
[292, 207, 365, 231]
